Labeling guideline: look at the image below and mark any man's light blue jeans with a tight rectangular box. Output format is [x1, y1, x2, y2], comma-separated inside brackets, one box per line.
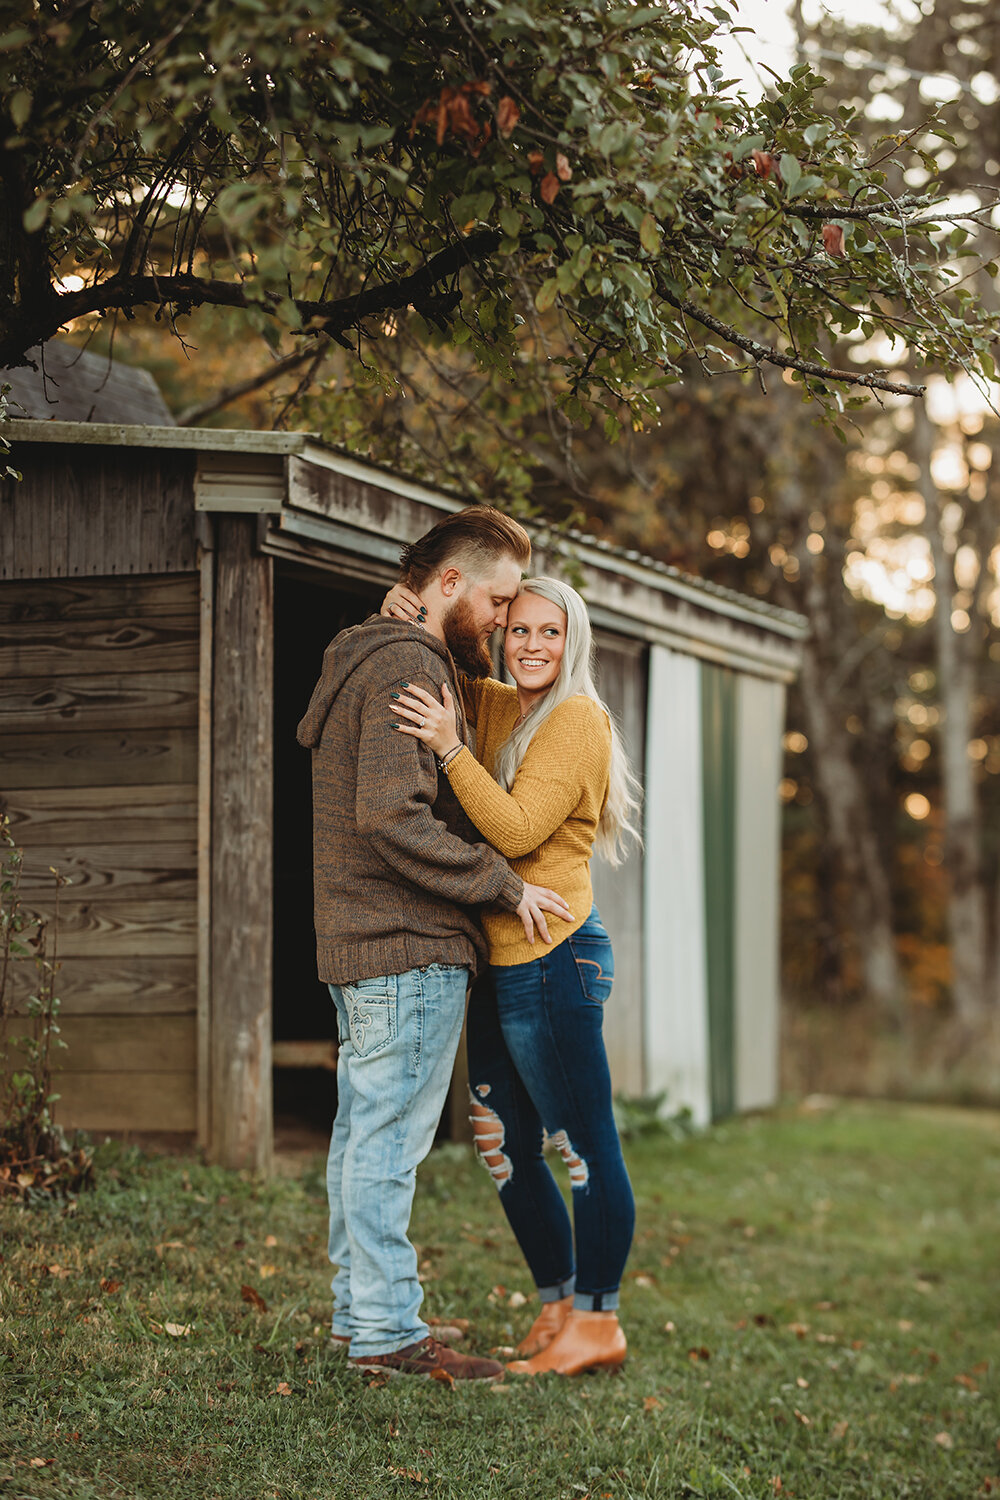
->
[326, 963, 468, 1357]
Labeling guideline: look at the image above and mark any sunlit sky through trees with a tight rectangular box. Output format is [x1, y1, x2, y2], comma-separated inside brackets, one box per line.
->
[719, 1, 1000, 632]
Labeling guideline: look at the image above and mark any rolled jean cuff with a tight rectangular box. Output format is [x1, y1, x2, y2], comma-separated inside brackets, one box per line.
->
[538, 1275, 576, 1304]
[574, 1289, 619, 1312]
[349, 1321, 430, 1358]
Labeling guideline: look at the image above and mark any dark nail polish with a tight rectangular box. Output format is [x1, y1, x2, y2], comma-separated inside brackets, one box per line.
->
[391, 692, 400, 700]
[401, 681, 409, 688]
[391, 721, 400, 729]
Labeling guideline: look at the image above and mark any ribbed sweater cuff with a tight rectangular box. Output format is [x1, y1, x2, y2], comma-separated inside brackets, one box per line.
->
[496, 867, 524, 912]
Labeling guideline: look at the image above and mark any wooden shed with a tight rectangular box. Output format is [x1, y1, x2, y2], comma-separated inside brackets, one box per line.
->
[0, 420, 806, 1169]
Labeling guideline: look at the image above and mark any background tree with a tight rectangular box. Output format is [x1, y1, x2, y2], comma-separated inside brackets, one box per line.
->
[2, 0, 998, 438]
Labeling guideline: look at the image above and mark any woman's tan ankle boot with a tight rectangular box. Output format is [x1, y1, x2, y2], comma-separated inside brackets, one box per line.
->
[507, 1309, 626, 1376]
[516, 1296, 573, 1357]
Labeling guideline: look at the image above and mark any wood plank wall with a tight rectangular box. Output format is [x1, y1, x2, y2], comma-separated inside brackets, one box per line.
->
[1, 573, 199, 1130]
[1, 449, 201, 1129]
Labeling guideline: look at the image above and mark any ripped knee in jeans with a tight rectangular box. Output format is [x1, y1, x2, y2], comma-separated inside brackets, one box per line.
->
[468, 1086, 513, 1188]
[547, 1129, 589, 1188]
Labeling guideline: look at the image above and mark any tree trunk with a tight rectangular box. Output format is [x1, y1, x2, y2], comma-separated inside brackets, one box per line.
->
[796, 639, 904, 1021]
[912, 403, 990, 1025]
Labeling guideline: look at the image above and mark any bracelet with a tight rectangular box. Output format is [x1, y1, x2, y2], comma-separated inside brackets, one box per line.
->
[436, 745, 463, 773]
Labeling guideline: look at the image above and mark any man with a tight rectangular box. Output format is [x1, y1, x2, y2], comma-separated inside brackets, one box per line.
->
[297, 506, 572, 1382]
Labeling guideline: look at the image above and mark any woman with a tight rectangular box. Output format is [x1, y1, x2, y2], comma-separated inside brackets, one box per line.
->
[382, 575, 641, 1376]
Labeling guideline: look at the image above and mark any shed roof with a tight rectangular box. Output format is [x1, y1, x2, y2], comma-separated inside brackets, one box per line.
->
[3, 343, 175, 427]
[4, 417, 807, 641]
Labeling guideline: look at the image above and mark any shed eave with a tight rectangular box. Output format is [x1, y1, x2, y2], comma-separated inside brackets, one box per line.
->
[4, 417, 808, 645]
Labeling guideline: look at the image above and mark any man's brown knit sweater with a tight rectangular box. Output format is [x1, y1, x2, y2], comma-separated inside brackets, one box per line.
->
[296, 615, 523, 984]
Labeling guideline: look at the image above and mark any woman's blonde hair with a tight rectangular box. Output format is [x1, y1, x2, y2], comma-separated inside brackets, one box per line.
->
[493, 576, 642, 865]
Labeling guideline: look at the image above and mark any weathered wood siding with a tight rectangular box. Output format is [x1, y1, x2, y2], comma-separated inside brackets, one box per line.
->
[1, 562, 200, 1131]
[0, 446, 197, 580]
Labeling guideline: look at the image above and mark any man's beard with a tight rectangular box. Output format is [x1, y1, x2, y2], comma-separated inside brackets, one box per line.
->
[443, 596, 494, 678]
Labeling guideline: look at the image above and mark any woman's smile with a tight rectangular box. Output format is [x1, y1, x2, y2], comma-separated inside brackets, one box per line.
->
[504, 592, 568, 704]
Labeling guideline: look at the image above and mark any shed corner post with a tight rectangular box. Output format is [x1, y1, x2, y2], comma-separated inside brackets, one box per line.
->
[208, 514, 275, 1174]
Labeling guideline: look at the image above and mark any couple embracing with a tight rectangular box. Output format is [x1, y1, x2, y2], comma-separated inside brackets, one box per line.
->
[297, 506, 641, 1383]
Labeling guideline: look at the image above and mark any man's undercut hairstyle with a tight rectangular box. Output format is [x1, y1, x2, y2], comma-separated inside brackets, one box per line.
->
[399, 506, 531, 591]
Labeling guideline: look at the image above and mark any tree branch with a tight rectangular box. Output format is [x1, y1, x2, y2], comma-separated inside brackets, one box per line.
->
[175, 341, 327, 426]
[0, 230, 502, 370]
[654, 278, 926, 396]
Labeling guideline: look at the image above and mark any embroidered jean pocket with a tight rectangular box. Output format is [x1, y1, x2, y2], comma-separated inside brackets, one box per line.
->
[568, 933, 615, 1005]
[342, 975, 398, 1056]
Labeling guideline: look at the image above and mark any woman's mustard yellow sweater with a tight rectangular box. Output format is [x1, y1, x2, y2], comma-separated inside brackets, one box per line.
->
[448, 676, 611, 967]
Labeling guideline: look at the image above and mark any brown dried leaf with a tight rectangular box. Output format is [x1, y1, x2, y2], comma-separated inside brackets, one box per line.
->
[555, 151, 572, 182]
[164, 1322, 192, 1338]
[387, 1467, 429, 1484]
[497, 96, 519, 138]
[934, 1431, 954, 1449]
[429, 1366, 456, 1388]
[540, 172, 559, 204]
[822, 223, 846, 258]
[275, 1382, 292, 1396]
[29, 1458, 54, 1468]
[241, 1284, 268, 1313]
[100, 1278, 122, 1295]
[687, 1346, 711, 1362]
[793, 1408, 812, 1426]
[154, 1241, 185, 1258]
[526, 152, 544, 176]
[831, 1420, 849, 1440]
[643, 1396, 663, 1412]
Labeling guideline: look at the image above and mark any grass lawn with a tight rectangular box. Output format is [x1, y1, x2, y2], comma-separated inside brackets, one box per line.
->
[1, 1100, 998, 1500]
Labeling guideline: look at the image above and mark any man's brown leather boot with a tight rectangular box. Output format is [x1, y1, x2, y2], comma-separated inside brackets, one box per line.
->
[349, 1336, 505, 1382]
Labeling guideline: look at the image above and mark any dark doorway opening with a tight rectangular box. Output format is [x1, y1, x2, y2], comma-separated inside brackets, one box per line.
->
[272, 565, 383, 1146]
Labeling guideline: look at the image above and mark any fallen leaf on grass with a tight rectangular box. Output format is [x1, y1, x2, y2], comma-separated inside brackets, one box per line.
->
[633, 1274, 655, 1288]
[664, 1321, 676, 1334]
[429, 1367, 455, 1388]
[643, 1396, 663, 1412]
[100, 1278, 122, 1295]
[264, 1234, 278, 1248]
[831, 1420, 849, 1440]
[45, 1264, 72, 1279]
[387, 1467, 428, 1485]
[29, 1459, 54, 1468]
[164, 1322, 192, 1338]
[154, 1241, 186, 1258]
[508, 1291, 527, 1308]
[788, 1322, 810, 1339]
[935, 1432, 954, 1450]
[275, 1382, 292, 1396]
[259, 1264, 277, 1279]
[793, 1409, 812, 1426]
[898, 1319, 914, 1332]
[687, 1346, 710, 1362]
[955, 1373, 979, 1391]
[241, 1284, 268, 1313]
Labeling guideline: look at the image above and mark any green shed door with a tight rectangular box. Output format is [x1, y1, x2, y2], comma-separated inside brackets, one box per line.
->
[701, 663, 737, 1120]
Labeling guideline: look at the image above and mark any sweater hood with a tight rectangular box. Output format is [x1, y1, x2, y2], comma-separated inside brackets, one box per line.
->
[296, 614, 455, 749]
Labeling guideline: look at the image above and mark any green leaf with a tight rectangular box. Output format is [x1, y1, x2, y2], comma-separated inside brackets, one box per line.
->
[779, 153, 801, 193]
[22, 196, 49, 233]
[9, 89, 31, 128]
[612, 262, 652, 301]
[639, 212, 661, 255]
[535, 278, 559, 312]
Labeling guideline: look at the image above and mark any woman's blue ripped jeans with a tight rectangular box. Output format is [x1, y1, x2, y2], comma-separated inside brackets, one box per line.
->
[466, 906, 635, 1311]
